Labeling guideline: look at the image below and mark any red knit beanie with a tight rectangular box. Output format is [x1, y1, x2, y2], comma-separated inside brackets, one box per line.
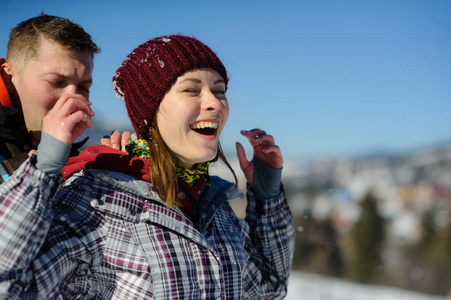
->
[113, 35, 228, 139]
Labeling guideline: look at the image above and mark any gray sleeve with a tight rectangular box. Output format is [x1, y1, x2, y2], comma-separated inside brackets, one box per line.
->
[36, 133, 71, 177]
[250, 158, 282, 199]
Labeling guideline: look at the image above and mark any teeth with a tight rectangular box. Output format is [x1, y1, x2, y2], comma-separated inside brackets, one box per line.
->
[191, 121, 219, 129]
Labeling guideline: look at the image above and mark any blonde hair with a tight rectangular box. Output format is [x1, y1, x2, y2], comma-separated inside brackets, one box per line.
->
[147, 119, 237, 208]
[7, 13, 99, 72]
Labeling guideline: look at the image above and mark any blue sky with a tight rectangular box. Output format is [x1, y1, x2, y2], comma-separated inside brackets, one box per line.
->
[2, 0, 450, 161]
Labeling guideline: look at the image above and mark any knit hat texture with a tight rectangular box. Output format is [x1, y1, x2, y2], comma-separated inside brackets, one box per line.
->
[113, 35, 228, 139]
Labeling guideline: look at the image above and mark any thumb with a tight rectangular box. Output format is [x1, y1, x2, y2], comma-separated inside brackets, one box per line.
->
[28, 149, 38, 157]
[236, 142, 254, 186]
[236, 142, 251, 171]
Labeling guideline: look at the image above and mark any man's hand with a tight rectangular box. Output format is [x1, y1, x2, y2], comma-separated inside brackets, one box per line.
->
[42, 94, 94, 145]
[100, 130, 131, 153]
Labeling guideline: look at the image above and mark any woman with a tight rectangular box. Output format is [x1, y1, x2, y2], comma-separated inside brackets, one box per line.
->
[0, 35, 294, 299]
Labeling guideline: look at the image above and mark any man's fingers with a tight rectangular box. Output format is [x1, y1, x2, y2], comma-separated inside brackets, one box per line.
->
[51, 93, 91, 114]
[100, 131, 131, 152]
[64, 110, 94, 130]
[58, 97, 94, 118]
[109, 130, 121, 150]
[100, 135, 112, 147]
[28, 150, 38, 156]
[43, 109, 93, 145]
[39, 94, 95, 146]
[121, 131, 131, 152]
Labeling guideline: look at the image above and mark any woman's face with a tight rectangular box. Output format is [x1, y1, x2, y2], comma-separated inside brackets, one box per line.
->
[156, 68, 229, 169]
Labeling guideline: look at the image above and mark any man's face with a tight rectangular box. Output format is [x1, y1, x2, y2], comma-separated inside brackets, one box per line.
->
[6, 38, 93, 145]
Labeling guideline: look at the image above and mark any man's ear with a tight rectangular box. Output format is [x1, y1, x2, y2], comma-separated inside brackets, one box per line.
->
[1, 62, 14, 85]
[1, 61, 13, 75]
[1, 61, 21, 91]
[1, 62, 19, 107]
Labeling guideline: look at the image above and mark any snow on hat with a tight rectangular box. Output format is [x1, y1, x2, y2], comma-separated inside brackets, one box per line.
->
[112, 35, 228, 139]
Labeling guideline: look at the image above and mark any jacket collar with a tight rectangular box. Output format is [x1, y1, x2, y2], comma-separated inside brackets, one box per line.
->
[66, 168, 243, 248]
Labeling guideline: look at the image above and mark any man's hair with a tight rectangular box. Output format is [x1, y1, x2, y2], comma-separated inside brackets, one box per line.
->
[6, 13, 100, 70]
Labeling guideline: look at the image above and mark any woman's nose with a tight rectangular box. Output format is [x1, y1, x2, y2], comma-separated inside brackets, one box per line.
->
[203, 91, 222, 111]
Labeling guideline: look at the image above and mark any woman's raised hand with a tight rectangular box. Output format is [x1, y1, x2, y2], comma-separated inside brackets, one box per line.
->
[236, 129, 283, 187]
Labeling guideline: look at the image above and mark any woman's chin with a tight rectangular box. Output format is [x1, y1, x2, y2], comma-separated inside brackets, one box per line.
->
[190, 151, 218, 166]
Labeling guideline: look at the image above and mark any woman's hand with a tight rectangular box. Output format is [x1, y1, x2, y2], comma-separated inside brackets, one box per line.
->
[42, 94, 95, 145]
[236, 129, 283, 187]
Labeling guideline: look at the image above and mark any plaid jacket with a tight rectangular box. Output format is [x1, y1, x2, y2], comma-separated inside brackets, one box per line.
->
[0, 156, 294, 299]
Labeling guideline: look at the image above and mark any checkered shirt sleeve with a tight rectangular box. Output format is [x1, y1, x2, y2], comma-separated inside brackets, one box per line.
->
[0, 156, 62, 298]
[241, 186, 295, 299]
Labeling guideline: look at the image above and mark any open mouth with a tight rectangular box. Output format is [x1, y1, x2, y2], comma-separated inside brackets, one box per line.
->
[190, 121, 219, 136]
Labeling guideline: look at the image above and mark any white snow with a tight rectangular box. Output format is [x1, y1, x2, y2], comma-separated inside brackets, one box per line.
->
[285, 271, 447, 300]
[112, 78, 124, 99]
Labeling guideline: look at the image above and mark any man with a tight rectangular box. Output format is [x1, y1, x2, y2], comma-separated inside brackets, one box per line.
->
[0, 14, 100, 183]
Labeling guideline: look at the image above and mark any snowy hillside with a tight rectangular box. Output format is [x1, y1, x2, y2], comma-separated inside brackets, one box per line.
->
[286, 271, 448, 300]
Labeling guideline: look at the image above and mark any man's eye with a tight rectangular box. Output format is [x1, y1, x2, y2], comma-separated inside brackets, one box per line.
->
[48, 80, 66, 87]
[79, 85, 91, 93]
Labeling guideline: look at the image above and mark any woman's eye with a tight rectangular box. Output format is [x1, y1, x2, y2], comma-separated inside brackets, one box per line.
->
[213, 90, 226, 96]
[184, 89, 199, 94]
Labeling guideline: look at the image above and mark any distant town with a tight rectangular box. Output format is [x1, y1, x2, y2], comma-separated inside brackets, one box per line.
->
[214, 141, 451, 296]
[281, 142, 451, 296]
[284, 143, 451, 242]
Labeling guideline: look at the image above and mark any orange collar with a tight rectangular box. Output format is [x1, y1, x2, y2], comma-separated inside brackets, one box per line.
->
[0, 58, 13, 107]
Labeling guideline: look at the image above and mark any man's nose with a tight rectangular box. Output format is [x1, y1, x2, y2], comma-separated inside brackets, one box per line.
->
[64, 84, 78, 94]
[65, 85, 88, 98]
